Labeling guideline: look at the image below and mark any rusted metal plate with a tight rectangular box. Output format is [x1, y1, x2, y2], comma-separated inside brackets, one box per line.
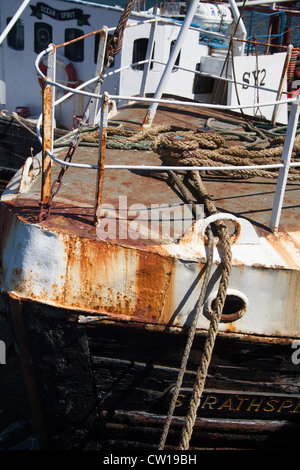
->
[41, 82, 53, 205]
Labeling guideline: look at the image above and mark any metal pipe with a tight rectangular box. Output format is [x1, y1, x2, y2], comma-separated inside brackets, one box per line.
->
[37, 79, 294, 116]
[94, 92, 109, 224]
[44, 148, 286, 171]
[40, 55, 282, 109]
[270, 96, 300, 234]
[41, 83, 53, 205]
[227, 0, 247, 56]
[0, 0, 31, 46]
[41, 46, 56, 206]
[142, 0, 200, 128]
[140, 19, 157, 97]
[271, 44, 292, 125]
[86, 27, 108, 126]
[103, 163, 285, 171]
[227, 0, 298, 7]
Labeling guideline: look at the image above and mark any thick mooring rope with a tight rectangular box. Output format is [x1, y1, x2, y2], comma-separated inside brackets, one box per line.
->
[158, 225, 215, 450]
[158, 171, 233, 449]
[178, 171, 232, 450]
[156, 159, 233, 449]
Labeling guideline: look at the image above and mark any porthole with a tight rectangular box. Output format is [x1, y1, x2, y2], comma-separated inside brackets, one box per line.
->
[193, 63, 214, 94]
[34, 22, 52, 53]
[170, 39, 181, 70]
[94, 33, 114, 67]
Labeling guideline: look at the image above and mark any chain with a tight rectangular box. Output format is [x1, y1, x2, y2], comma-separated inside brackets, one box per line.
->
[39, 143, 77, 221]
[104, 0, 136, 67]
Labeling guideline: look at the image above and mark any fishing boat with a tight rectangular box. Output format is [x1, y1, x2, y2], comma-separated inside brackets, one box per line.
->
[1, 0, 300, 451]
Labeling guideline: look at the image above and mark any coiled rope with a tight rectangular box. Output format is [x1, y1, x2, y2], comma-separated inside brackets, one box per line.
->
[76, 121, 300, 179]
[151, 128, 300, 180]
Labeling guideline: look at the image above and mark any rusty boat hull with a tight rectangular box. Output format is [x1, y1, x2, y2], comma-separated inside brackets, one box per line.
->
[1, 99, 300, 450]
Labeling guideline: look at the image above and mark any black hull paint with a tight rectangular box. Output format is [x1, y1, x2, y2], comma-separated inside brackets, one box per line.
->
[8, 297, 300, 450]
[0, 115, 41, 169]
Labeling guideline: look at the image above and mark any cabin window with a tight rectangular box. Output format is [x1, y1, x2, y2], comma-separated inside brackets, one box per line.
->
[193, 63, 214, 94]
[6, 17, 24, 50]
[64, 28, 84, 62]
[94, 33, 114, 67]
[132, 38, 154, 71]
[170, 40, 181, 70]
[34, 23, 52, 53]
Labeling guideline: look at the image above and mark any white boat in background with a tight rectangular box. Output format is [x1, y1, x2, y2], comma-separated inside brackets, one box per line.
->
[0, 0, 298, 133]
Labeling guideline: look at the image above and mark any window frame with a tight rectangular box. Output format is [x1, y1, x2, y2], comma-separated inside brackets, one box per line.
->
[132, 38, 155, 71]
[6, 17, 24, 51]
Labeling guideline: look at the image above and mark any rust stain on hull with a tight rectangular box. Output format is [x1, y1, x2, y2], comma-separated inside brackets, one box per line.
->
[65, 236, 175, 323]
[265, 227, 300, 269]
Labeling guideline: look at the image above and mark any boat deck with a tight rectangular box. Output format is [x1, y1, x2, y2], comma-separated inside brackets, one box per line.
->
[4, 101, 300, 245]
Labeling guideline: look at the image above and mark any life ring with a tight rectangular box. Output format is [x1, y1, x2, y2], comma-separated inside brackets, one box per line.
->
[38, 55, 77, 90]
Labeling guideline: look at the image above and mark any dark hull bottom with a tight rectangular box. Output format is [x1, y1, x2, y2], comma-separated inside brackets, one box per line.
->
[0, 116, 42, 194]
[0, 115, 67, 192]
[0, 115, 41, 169]
[8, 297, 300, 450]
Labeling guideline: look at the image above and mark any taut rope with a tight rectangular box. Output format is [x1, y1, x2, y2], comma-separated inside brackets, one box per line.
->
[152, 130, 233, 450]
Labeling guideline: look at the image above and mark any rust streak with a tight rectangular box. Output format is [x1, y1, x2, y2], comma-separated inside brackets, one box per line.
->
[135, 250, 174, 324]
[41, 80, 53, 205]
[266, 228, 300, 269]
[95, 94, 109, 224]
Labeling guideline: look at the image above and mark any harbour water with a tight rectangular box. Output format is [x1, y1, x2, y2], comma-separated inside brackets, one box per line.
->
[0, 0, 299, 452]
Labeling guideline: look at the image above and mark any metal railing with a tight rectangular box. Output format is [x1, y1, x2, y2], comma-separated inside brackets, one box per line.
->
[35, 25, 300, 235]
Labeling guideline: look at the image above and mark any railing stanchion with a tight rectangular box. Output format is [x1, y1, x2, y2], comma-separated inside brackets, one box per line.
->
[41, 45, 56, 208]
[94, 92, 109, 225]
[140, 19, 157, 97]
[142, 0, 200, 127]
[270, 95, 300, 234]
